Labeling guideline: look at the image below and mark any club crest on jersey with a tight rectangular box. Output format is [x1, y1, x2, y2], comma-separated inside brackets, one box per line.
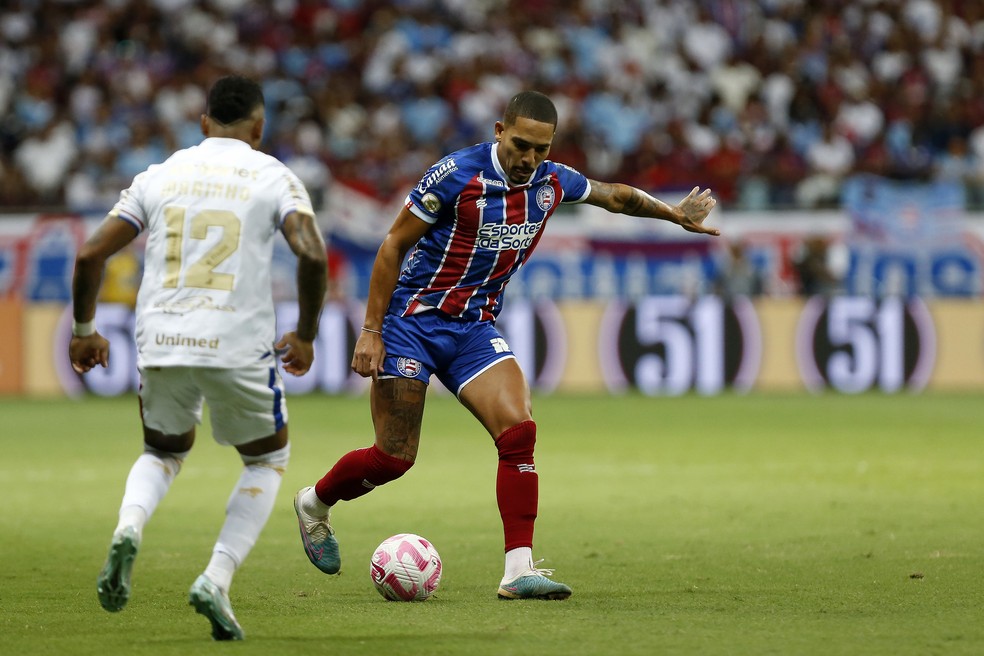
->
[397, 357, 422, 378]
[536, 185, 555, 211]
[421, 192, 441, 213]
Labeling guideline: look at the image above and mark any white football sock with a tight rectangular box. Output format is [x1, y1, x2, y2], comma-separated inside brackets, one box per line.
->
[203, 552, 237, 594]
[116, 506, 147, 535]
[300, 486, 331, 516]
[115, 447, 188, 538]
[209, 444, 289, 591]
[503, 547, 534, 582]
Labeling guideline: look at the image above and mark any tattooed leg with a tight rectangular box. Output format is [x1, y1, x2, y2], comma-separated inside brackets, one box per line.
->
[306, 377, 425, 511]
[371, 378, 427, 461]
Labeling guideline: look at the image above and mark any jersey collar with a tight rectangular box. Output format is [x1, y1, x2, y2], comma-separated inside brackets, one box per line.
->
[202, 137, 253, 149]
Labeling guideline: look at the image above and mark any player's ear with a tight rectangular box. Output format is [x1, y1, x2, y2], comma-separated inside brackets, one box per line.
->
[251, 117, 265, 146]
[200, 114, 209, 137]
[494, 121, 504, 142]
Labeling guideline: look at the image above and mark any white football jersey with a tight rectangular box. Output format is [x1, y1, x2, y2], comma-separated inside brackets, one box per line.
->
[110, 137, 315, 368]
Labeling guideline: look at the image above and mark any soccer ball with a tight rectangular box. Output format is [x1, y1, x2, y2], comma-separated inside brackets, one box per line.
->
[369, 533, 442, 601]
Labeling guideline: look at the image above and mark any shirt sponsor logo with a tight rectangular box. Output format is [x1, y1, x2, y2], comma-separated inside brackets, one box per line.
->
[155, 332, 220, 349]
[153, 295, 235, 314]
[478, 175, 506, 188]
[477, 221, 542, 251]
[415, 158, 457, 193]
[536, 185, 555, 211]
[171, 162, 259, 180]
[397, 356, 422, 378]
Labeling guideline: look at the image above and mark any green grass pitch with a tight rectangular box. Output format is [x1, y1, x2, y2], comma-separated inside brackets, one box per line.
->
[1, 391, 982, 655]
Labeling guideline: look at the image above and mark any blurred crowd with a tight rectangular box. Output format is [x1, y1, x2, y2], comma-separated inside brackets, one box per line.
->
[3, 0, 984, 213]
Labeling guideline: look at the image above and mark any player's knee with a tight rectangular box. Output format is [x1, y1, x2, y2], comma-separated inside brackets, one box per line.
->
[240, 443, 290, 475]
[143, 425, 195, 453]
[494, 420, 536, 461]
[367, 444, 414, 485]
[144, 445, 189, 476]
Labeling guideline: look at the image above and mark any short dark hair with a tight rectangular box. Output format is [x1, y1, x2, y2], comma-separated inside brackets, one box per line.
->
[503, 91, 558, 128]
[206, 76, 264, 125]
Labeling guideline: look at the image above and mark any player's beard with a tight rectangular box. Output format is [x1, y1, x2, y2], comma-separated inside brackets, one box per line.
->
[509, 167, 533, 184]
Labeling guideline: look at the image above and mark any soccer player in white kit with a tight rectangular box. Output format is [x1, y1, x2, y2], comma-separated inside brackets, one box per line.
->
[69, 76, 327, 641]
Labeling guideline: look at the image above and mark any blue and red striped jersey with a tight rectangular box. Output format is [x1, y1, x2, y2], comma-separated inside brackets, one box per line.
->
[390, 142, 591, 323]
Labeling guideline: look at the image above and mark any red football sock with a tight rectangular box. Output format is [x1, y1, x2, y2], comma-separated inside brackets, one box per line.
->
[495, 420, 538, 552]
[314, 445, 413, 506]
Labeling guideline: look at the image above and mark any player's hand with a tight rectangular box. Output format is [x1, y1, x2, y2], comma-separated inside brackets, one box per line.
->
[69, 333, 110, 374]
[351, 330, 385, 381]
[276, 331, 315, 376]
[675, 187, 719, 236]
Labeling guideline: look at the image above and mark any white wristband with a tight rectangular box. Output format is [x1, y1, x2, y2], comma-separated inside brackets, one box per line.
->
[72, 319, 95, 337]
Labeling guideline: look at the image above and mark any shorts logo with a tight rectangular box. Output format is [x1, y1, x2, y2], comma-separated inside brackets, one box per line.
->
[397, 357, 422, 377]
[536, 185, 555, 211]
[489, 337, 510, 353]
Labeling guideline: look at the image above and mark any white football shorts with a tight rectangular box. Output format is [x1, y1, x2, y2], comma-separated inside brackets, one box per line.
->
[138, 358, 288, 446]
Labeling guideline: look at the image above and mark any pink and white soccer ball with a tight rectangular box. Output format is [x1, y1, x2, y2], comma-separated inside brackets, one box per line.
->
[370, 533, 442, 601]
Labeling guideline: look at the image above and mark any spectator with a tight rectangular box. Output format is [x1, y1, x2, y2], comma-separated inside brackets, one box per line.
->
[710, 52, 762, 115]
[0, 153, 35, 207]
[716, 241, 763, 299]
[792, 236, 841, 297]
[934, 134, 983, 206]
[797, 123, 856, 208]
[114, 122, 169, 182]
[835, 86, 885, 148]
[681, 6, 733, 72]
[2, 0, 984, 211]
[761, 133, 808, 208]
[14, 116, 78, 202]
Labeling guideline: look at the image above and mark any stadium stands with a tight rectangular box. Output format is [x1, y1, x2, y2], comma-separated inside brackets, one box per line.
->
[1, 0, 983, 211]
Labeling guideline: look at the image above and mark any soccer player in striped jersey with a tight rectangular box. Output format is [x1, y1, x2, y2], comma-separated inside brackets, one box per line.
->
[293, 91, 718, 599]
[70, 76, 327, 639]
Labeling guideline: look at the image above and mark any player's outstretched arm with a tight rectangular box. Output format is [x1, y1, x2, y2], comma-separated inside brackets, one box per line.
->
[279, 210, 327, 376]
[585, 181, 720, 236]
[69, 215, 139, 373]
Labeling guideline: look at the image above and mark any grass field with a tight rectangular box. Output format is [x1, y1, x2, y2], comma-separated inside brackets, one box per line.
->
[1, 391, 983, 655]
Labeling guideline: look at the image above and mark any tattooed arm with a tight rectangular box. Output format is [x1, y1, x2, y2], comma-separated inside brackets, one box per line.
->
[584, 180, 720, 236]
